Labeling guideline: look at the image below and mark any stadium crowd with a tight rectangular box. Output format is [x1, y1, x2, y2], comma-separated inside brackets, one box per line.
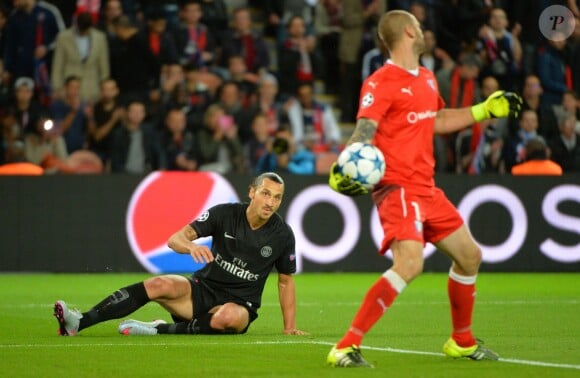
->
[0, 0, 579, 175]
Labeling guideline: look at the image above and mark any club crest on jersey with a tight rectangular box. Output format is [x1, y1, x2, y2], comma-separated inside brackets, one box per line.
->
[260, 246, 273, 258]
[361, 93, 374, 108]
[427, 79, 435, 91]
[197, 211, 209, 222]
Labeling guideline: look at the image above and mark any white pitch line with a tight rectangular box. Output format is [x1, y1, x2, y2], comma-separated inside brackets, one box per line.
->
[1, 340, 578, 370]
[1, 299, 579, 309]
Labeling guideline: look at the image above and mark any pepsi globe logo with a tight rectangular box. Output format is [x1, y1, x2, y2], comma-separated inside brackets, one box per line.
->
[126, 171, 239, 273]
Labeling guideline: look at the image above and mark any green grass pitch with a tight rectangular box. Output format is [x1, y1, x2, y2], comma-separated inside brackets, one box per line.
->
[1, 273, 579, 377]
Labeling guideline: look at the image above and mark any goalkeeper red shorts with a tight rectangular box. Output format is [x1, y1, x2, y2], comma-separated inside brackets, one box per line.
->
[373, 186, 464, 255]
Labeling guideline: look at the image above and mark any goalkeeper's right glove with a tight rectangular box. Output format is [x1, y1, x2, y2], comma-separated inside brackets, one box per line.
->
[471, 90, 523, 122]
[328, 162, 368, 196]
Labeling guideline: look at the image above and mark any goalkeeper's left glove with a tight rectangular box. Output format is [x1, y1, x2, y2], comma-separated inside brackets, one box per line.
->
[471, 90, 523, 122]
[328, 163, 368, 196]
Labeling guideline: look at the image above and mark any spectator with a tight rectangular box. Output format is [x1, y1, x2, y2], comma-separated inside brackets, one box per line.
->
[160, 107, 197, 171]
[98, 0, 124, 39]
[3, 0, 65, 84]
[8, 77, 44, 138]
[199, 0, 228, 45]
[338, 0, 385, 122]
[247, 72, 286, 136]
[175, 62, 213, 131]
[549, 112, 580, 172]
[23, 115, 68, 170]
[536, 33, 573, 107]
[511, 74, 559, 140]
[143, 7, 179, 88]
[511, 138, 563, 176]
[409, 1, 436, 32]
[502, 109, 541, 172]
[361, 36, 388, 81]
[49, 75, 91, 154]
[314, 0, 341, 95]
[460, 76, 506, 174]
[437, 52, 482, 109]
[87, 78, 124, 168]
[278, 15, 320, 100]
[552, 91, 580, 133]
[509, 0, 552, 78]
[220, 7, 270, 74]
[216, 80, 254, 143]
[477, 7, 522, 91]
[255, 124, 315, 175]
[1, 110, 26, 164]
[51, 12, 109, 103]
[109, 15, 155, 105]
[244, 113, 270, 173]
[286, 82, 341, 153]
[419, 29, 452, 76]
[195, 103, 244, 174]
[226, 55, 259, 107]
[265, 0, 315, 43]
[436, 52, 483, 172]
[435, 0, 490, 60]
[172, 0, 216, 67]
[110, 100, 164, 174]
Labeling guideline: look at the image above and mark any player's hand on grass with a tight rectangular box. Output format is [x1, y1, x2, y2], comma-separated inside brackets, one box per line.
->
[328, 162, 368, 196]
[471, 90, 523, 121]
[190, 245, 214, 264]
[283, 328, 310, 336]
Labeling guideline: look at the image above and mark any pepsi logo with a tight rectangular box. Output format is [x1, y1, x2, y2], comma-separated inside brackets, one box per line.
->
[126, 171, 239, 273]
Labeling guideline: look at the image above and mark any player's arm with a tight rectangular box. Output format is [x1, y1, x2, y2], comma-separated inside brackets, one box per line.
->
[277, 273, 309, 335]
[346, 117, 378, 145]
[329, 118, 379, 196]
[435, 91, 522, 134]
[167, 224, 214, 264]
[434, 107, 479, 134]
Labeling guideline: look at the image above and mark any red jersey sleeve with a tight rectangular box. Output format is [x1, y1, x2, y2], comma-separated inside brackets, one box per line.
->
[357, 74, 392, 121]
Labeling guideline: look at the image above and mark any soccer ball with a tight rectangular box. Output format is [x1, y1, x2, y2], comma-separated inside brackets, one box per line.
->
[337, 142, 385, 189]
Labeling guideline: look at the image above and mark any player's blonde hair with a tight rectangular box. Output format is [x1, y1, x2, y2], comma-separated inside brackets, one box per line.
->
[378, 10, 415, 51]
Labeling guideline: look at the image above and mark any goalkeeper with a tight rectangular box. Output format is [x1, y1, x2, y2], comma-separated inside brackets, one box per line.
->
[326, 10, 522, 368]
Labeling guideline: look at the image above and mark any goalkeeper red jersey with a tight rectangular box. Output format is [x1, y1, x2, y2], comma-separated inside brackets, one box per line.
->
[357, 60, 445, 195]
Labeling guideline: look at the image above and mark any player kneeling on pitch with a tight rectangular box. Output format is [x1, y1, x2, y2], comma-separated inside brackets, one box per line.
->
[54, 172, 308, 336]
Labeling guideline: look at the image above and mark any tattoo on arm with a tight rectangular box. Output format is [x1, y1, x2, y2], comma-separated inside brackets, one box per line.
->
[347, 118, 378, 145]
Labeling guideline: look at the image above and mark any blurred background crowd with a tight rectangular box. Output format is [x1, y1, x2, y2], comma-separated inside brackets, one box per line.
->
[0, 0, 578, 175]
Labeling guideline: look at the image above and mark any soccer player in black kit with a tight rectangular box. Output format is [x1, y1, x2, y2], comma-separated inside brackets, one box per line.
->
[54, 172, 308, 336]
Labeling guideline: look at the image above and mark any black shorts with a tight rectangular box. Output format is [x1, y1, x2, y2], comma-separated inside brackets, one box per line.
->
[171, 276, 259, 334]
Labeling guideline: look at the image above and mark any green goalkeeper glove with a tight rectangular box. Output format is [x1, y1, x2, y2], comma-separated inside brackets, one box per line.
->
[328, 162, 368, 196]
[471, 90, 523, 122]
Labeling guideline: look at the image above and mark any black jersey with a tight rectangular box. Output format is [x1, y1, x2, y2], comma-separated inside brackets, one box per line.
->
[190, 203, 296, 310]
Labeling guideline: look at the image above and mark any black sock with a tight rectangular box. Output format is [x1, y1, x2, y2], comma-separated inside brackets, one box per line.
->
[156, 313, 221, 334]
[79, 282, 149, 331]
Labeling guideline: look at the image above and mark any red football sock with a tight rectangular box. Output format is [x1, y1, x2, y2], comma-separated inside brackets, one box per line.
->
[448, 269, 477, 347]
[336, 270, 406, 349]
